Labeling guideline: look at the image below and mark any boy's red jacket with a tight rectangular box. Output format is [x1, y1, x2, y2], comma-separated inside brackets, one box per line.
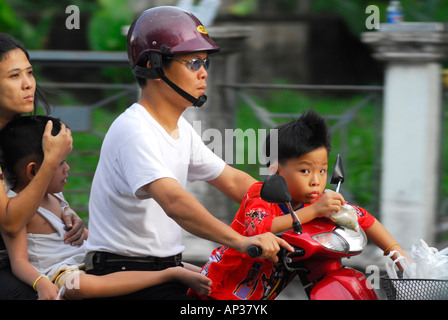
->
[189, 182, 375, 300]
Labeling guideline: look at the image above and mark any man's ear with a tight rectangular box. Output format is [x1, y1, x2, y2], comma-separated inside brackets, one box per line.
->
[146, 60, 162, 83]
[26, 162, 40, 180]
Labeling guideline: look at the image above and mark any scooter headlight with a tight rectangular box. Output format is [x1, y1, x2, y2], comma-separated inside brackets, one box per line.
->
[334, 227, 367, 253]
[312, 232, 349, 253]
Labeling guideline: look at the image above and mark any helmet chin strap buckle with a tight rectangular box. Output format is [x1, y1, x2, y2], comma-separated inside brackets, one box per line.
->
[194, 95, 207, 108]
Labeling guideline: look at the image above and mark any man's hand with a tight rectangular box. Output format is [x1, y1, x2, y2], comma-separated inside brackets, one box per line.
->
[242, 232, 293, 263]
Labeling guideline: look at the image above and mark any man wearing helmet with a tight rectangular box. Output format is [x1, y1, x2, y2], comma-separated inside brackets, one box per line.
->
[84, 6, 292, 299]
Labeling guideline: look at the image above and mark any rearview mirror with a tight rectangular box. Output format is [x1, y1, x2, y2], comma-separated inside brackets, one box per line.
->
[260, 174, 292, 204]
[330, 154, 345, 192]
[261, 174, 302, 234]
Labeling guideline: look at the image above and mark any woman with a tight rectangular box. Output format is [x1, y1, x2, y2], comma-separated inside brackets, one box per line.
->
[0, 33, 84, 299]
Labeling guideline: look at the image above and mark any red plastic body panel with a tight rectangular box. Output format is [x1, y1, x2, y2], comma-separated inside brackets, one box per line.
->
[280, 218, 377, 300]
[310, 268, 378, 300]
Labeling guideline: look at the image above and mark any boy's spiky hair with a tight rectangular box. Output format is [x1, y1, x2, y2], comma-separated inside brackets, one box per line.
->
[0, 115, 62, 188]
[265, 109, 332, 166]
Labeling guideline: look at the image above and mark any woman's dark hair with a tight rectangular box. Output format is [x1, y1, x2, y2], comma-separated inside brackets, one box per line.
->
[0, 33, 51, 114]
[0, 115, 62, 188]
[265, 109, 332, 166]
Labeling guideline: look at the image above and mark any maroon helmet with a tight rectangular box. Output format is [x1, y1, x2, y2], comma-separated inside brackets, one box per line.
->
[126, 6, 219, 107]
[127, 6, 219, 70]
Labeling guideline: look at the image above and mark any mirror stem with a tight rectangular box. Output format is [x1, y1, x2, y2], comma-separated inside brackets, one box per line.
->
[287, 202, 302, 234]
[335, 180, 342, 193]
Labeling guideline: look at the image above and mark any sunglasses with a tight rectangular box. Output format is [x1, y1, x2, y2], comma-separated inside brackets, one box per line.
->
[168, 57, 210, 71]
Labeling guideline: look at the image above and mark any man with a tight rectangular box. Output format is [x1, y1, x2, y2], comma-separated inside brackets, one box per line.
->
[85, 6, 291, 299]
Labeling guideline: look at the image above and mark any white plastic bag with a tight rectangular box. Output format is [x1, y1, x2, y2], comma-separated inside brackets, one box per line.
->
[325, 189, 360, 232]
[329, 204, 360, 232]
[385, 239, 448, 280]
[411, 239, 448, 280]
[384, 250, 415, 279]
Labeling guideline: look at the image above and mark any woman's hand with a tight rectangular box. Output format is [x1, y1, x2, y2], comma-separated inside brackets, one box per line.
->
[42, 120, 73, 167]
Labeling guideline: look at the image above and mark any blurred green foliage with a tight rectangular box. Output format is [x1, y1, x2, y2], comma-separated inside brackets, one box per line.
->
[1, 0, 98, 48]
[87, 0, 134, 51]
[87, 0, 135, 84]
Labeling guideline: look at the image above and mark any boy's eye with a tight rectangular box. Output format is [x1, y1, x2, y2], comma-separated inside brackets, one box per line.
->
[320, 169, 326, 174]
[301, 169, 310, 174]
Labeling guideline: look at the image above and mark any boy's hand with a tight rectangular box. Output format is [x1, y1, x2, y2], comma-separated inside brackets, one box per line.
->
[42, 120, 73, 167]
[36, 277, 59, 300]
[311, 191, 345, 218]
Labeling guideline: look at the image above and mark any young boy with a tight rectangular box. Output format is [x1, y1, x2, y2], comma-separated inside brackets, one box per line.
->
[189, 109, 407, 300]
[0, 115, 212, 300]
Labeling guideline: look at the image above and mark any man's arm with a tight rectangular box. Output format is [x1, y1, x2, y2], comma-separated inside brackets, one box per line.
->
[207, 165, 257, 203]
[142, 177, 292, 262]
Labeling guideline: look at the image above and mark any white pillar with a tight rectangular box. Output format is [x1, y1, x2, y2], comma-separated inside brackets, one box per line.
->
[362, 23, 448, 249]
[382, 62, 441, 248]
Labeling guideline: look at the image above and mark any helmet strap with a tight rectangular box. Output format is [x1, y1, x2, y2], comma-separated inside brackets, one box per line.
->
[132, 52, 207, 108]
[159, 73, 207, 108]
[132, 52, 163, 79]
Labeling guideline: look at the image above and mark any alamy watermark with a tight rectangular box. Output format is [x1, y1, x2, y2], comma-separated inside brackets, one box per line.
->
[366, 264, 381, 290]
[65, 5, 80, 30]
[64, 4, 382, 31]
[192, 121, 278, 176]
[365, 5, 380, 30]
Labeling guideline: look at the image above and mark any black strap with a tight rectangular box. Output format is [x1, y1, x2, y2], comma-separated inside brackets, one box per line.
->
[159, 72, 207, 107]
[0, 236, 5, 251]
[91, 251, 182, 267]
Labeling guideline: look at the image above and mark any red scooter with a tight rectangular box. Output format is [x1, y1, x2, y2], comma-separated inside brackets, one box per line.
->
[249, 155, 378, 300]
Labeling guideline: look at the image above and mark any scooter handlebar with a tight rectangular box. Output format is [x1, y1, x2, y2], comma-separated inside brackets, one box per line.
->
[247, 245, 262, 258]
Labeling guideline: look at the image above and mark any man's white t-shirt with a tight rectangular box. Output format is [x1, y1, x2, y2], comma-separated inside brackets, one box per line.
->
[85, 103, 225, 257]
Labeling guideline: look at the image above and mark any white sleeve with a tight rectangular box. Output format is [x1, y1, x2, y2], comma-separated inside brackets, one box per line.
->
[187, 126, 225, 182]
